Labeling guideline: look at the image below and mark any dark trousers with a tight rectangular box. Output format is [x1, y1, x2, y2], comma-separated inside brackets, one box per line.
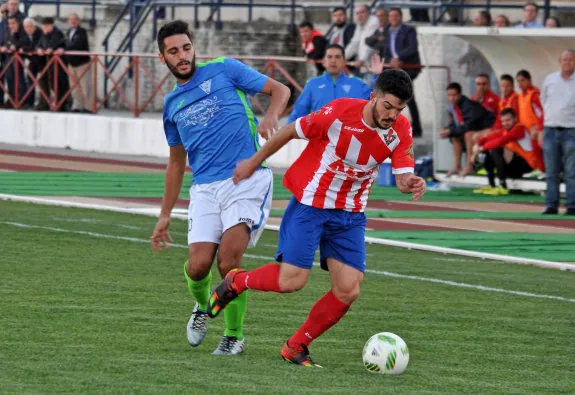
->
[5, 59, 26, 107]
[484, 148, 532, 188]
[543, 127, 575, 209]
[38, 57, 70, 110]
[408, 97, 422, 137]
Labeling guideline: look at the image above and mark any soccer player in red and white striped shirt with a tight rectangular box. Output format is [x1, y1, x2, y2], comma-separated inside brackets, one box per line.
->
[207, 69, 426, 367]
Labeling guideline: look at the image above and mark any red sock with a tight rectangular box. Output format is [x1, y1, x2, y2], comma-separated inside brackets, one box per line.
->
[234, 263, 281, 293]
[288, 290, 350, 349]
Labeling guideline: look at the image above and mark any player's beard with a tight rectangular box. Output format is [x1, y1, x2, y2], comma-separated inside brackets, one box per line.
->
[372, 100, 395, 129]
[167, 55, 197, 82]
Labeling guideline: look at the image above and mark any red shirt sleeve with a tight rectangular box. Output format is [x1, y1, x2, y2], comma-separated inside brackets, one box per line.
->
[481, 124, 526, 150]
[531, 92, 544, 131]
[295, 103, 337, 141]
[511, 95, 520, 116]
[390, 116, 415, 174]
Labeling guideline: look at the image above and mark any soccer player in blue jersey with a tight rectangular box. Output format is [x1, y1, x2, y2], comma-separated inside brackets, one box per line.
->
[150, 20, 290, 355]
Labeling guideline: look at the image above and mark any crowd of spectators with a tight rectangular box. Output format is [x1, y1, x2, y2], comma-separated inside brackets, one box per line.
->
[0, 0, 91, 111]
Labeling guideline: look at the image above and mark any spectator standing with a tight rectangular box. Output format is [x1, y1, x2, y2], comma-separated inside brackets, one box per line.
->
[540, 49, 575, 215]
[6, 0, 24, 21]
[287, 44, 371, 123]
[65, 13, 91, 112]
[545, 17, 560, 28]
[439, 82, 495, 177]
[326, 7, 355, 48]
[383, 8, 422, 137]
[0, 4, 8, 107]
[299, 21, 327, 76]
[37, 17, 69, 111]
[515, 2, 543, 28]
[20, 18, 43, 107]
[345, 4, 378, 73]
[494, 15, 510, 28]
[1, 15, 26, 107]
[471, 108, 543, 195]
[472, 73, 499, 114]
[365, 7, 388, 58]
[472, 10, 492, 26]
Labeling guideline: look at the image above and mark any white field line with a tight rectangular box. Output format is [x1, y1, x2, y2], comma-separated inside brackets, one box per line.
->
[2, 220, 574, 304]
[1, 193, 574, 271]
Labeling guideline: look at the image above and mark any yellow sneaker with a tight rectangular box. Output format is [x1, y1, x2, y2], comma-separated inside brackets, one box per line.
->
[483, 186, 509, 196]
[473, 185, 495, 194]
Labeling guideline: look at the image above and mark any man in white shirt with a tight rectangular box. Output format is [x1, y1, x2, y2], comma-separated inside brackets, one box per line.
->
[344, 4, 378, 73]
[540, 49, 575, 215]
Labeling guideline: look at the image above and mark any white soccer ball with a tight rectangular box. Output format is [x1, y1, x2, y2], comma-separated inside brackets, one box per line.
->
[362, 332, 410, 375]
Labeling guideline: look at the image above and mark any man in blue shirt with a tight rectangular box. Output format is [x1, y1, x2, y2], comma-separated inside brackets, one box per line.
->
[288, 44, 371, 123]
[150, 20, 290, 355]
[515, 2, 543, 28]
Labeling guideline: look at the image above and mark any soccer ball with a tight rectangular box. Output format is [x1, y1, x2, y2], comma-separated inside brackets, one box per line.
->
[362, 332, 409, 374]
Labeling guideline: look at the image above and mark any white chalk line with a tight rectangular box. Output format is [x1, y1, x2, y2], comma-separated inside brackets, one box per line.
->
[2, 221, 573, 304]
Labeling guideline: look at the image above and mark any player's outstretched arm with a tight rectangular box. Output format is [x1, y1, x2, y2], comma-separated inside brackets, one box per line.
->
[233, 122, 298, 184]
[395, 173, 426, 201]
[151, 144, 187, 251]
[257, 79, 291, 139]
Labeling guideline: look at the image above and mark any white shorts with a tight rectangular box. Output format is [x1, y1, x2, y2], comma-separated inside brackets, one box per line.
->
[187, 168, 273, 247]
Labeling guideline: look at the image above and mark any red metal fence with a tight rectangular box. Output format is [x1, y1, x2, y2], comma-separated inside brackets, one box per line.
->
[0, 51, 451, 117]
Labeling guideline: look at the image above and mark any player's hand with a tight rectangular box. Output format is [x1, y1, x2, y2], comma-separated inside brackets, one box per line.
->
[257, 115, 279, 140]
[406, 175, 426, 201]
[150, 215, 173, 252]
[233, 158, 259, 184]
[369, 54, 385, 74]
[439, 129, 450, 139]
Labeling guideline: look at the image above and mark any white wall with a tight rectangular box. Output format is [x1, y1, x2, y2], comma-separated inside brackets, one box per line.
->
[0, 109, 306, 168]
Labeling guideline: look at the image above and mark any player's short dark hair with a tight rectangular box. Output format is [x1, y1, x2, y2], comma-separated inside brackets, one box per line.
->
[476, 73, 490, 80]
[332, 6, 346, 14]
[500, 108, 517, 118]
[7, 15, 20, 22]
[157, 20, 193, 54]
[500, 74, 514, 83]
[299, 21, 314, 29]
[374, 69, 413, 103]
[524, 2, 538, 11]
[447, 82, 462, 94]
[389, 7, 403, 17]
[325, 44, 345, 57]
[41, 17, 55, 25]
[516, 69, 532, 80]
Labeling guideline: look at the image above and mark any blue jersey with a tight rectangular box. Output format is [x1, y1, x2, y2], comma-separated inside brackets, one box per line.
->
[163, 57, 268, 184]
[287, 72, 372, 123]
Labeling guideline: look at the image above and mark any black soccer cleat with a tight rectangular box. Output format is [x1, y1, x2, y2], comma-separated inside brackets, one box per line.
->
[281, 342, 322, 368]
[207, 268, 244, 318]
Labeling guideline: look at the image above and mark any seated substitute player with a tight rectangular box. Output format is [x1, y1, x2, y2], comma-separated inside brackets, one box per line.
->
[150, 20, 290, 355]
[471, 107, 544, 195]
[207, 69, 426, 367]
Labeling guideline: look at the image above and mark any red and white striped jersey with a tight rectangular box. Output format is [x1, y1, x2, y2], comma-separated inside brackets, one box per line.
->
[285, 98, 414, 213]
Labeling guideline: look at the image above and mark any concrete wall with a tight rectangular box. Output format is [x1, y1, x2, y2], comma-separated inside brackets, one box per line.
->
[0, 109, 307, 168]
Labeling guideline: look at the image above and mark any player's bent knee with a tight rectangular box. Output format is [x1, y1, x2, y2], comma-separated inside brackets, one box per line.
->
[333, 286, 360, 305]
[186, 259, 212, 281]
[216, 260, 241, 277]
[278, 266, 309, 293]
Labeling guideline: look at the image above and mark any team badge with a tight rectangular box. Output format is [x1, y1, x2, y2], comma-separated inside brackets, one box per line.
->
[199, 79, 212, 95]
[383, 129, 397, 146]
[342, 84, 351, 93]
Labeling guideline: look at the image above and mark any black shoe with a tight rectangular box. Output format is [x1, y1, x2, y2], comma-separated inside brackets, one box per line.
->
[207, 268, 244, 318]
[281, 342, 322, 368]
[542, 208, 558, 215]
[565, 208, 575, 216]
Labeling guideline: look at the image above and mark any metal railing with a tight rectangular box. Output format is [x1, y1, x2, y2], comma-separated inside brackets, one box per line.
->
[0, 51, 452, 117]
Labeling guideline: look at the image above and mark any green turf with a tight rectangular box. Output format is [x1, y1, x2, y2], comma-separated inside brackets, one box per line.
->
[364, 230, 575, 262]
[1, 201, 574, 394]
[0, 172, 547, 203]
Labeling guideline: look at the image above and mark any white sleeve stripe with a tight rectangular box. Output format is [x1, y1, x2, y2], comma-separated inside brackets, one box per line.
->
[295, 118, 308, 140]
[392, 167, 415, 175]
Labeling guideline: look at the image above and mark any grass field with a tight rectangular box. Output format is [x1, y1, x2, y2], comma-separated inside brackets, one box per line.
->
[1, 201, 574, 394]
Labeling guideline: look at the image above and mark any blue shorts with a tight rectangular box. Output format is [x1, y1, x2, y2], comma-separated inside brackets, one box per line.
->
[275, 197, 367, 272]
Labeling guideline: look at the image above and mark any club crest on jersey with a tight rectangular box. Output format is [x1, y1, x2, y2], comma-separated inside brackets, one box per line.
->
[383, 130, 397, 146]
[342, 84, 351, 93]
[199, 79, 212, 95]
